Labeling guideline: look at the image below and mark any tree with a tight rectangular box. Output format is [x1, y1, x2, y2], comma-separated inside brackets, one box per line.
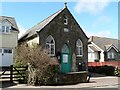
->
[14, 43, 60, 85]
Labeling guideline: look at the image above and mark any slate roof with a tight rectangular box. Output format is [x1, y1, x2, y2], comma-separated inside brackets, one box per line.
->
[89, 46, 100, 52]
[104, 44, 113, 50]
[0, 16, 19, 31]
[88, 36, 119, 51]
[19, 7, 65, 40]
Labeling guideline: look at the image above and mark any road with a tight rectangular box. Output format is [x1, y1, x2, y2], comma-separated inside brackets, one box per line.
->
[1, 76, 120, 90]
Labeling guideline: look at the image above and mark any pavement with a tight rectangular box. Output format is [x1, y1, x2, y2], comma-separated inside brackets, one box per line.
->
[0, 76, 119, 89]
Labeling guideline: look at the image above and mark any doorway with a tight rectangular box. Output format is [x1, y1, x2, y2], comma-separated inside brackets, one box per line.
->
[61, 44, 71, 73]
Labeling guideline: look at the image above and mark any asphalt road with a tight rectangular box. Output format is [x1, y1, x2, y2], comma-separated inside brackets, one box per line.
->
[0, 76, 120, 90]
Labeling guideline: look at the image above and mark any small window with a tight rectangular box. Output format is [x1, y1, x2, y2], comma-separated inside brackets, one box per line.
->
[6, 26, 10, 32]
[2, 26, 10, 33]
[2, 26, 5, 32]
[4, 49, 12, 53]
[107, 52, 115, 59]
[64, 16, 68, 25]
[64, 28, 69, 32]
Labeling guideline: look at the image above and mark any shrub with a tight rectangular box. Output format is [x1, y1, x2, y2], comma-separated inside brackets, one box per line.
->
[114, 67, 120, 76]
[88, 65, 115, 76]
[99, 65, 115, 76]
[14, 43, 60, 85]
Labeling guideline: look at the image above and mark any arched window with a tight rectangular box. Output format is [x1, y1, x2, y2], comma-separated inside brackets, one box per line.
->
[76, 39, 83, 56]
[46, 35, 55, 56]
[61, 44, 69, 53]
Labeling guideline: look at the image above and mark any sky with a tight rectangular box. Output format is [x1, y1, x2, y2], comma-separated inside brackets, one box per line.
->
[1, 0, 119, 39]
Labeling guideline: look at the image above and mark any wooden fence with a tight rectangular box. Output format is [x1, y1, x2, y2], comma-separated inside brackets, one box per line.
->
[0, 65, 28, 83]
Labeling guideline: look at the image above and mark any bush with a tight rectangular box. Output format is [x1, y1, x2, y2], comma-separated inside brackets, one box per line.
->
[88, 65, 115, 76]
[14, 43, 60, 85]
[114, 67, 120, 76]
[99, 65, 115, 76]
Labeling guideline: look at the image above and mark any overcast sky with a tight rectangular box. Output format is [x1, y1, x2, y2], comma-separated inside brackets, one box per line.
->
[1, 0, 119, 39]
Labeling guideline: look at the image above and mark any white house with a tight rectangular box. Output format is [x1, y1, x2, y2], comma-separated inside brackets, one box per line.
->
[88, 36, 119, 62]
[0, 16, 19, 66]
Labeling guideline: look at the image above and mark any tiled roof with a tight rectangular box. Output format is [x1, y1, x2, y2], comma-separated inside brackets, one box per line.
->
[19, 7, 65, 40]
[0, 16, 19, 31]
[89, 36, 119, 51]
[104, 44, 113, 50]
[89, 46, 100, 52]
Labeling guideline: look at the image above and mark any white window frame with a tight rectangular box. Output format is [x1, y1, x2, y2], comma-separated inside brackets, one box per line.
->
[3, 49, 12, 54]
[46, 35, 55, 56]
[107, 52, 115, 59]
[2, 26, 11, 33]
[76, 39, 83, 57]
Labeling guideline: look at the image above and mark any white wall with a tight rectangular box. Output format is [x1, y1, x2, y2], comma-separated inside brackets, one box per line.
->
[0, 19, 18, 66]
[27, 36, 39, 46]
[88, 43, 105, 62]
[0, 20, 19, 48]
[100, 51, 105, 62]
[88, 52, 99, 62]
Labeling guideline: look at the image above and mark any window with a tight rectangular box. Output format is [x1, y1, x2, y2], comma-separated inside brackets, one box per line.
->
[4, 49, 12, 53]
[46, 35, 55, 56]
[6, 26, 10, 32]
[76, 39, 83, 56]
[2, 26, 10, 33]
[61, 44, 69, 53]
[88, 53, 94, 59]
[64, 16, 68, 25]
[107, 52, 115, 59]
[88, 52, 99, 59]
[2, 26, 6, 32]
[64, 28, 69, 32]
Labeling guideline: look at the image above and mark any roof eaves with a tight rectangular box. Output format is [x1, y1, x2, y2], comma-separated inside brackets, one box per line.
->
[0, 16, 19, 31]
[19, 8, 64, 41]
[91, 42, 104, 52]
[107, 44, 119, 52]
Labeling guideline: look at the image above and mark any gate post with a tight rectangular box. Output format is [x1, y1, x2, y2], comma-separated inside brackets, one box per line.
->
[10, 65, 13, 83]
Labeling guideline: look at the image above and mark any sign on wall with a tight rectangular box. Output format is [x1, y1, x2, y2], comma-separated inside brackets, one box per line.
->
[63, 54, 68, 63]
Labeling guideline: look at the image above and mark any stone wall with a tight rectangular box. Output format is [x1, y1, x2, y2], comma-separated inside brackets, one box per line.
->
[58, 71, 88, 84]
[38, 8, 88, 72]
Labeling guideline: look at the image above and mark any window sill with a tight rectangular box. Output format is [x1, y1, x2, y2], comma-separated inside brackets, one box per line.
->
[64, 23, 68, 25]
[76, 55, 83, 57]
[107, 58, 115, 60]
[1, 32, 11, 35]
[89, 58, 99, 60]
[49, 54, 55, 57]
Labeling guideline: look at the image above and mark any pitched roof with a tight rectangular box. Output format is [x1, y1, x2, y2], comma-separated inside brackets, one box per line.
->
[88, 36, 119, 51]
[19, 7, 65, 41]
[0, 16, 19, 31]
[19, 4, 88, 42]
[104, 44, 113, 50]
[89, 45, 100, 52]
